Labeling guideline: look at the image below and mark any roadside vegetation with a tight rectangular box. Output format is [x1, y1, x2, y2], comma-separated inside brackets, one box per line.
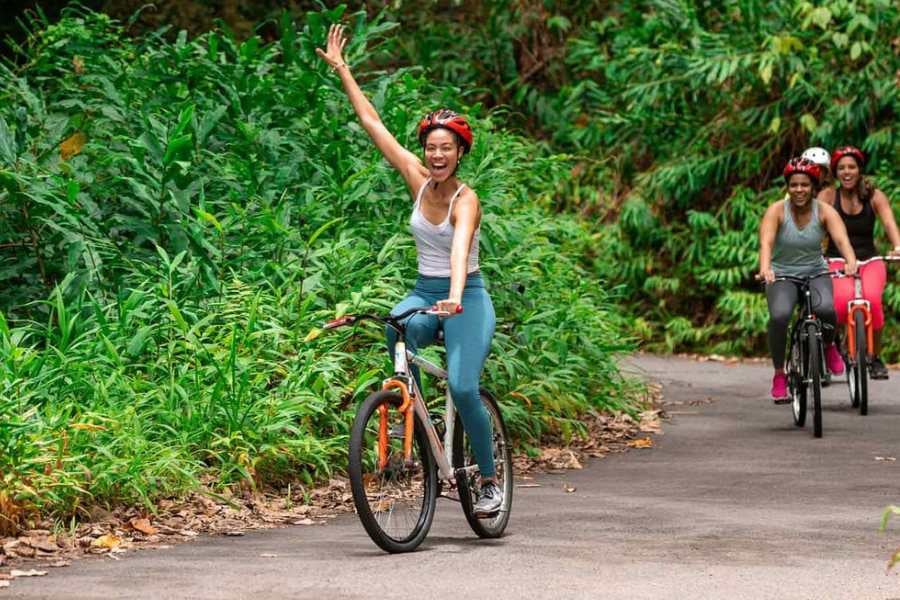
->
[2, 0, 898, 534]
[0, 6, 634, 528]
[386, 0, 899, 358]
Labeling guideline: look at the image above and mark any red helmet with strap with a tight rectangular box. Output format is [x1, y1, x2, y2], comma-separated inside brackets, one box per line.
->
[830, 145, 865, 172]
[783, 157, 821, 185]
[417, 109, 473, 153]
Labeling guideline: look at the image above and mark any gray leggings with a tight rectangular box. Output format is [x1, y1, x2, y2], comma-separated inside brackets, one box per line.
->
[767, 277, 836, 369]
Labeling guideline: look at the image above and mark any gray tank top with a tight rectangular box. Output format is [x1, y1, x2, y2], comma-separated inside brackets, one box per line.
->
[409, 178, 480, 277]
[771, 199, 828, 277]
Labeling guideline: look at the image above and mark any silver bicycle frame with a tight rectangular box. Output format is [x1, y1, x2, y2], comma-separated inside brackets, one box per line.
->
[390, 341, 474, 482]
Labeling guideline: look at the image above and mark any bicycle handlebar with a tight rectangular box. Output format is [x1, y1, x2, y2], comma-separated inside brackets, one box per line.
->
[757, 256, 900, 285]
[829, 255, 900, 266]
[322, 305, 463, 332]
[755, 271, 836, 285]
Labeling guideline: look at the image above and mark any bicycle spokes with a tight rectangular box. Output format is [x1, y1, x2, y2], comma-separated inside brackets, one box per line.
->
[359, 399, 430, 542]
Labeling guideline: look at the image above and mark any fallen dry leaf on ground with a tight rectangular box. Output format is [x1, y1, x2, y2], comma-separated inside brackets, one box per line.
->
[564, 484, 576, 493]
[875, 457, 896, 462]
[638, 410, 663, 434]
[129, 518, 158, 535]
[10, 569, 48, 578]
[91, 534, 121, 550]
[539, 448, 583, 470]
[627, 437, 655, 449]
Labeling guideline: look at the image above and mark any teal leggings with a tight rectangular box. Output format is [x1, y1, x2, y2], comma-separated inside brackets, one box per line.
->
[385, 274, 496, 478]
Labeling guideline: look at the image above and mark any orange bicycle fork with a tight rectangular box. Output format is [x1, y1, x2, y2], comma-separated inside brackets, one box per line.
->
[374, 339, 418, 470]
[376, 339, 458, 480]
[377, 379, 415, 470]
[846, 301, 873, 361]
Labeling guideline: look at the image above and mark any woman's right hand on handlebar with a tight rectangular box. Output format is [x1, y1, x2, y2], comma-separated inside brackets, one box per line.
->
[844, 257, 858, 276]
[315, 24, 348, 71]
[758, 267, 775, 284]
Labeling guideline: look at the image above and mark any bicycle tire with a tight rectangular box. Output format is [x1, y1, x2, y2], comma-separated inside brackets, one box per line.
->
[453, 389, 513, 538]
[789, 332, 806, 427]
[855, 310, 869, 416]
[807, 323, 823, 438]
[348, 390, 438, 553]
[847, 340, 859, 408]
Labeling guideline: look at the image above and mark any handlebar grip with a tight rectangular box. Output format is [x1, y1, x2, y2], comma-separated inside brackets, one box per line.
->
[426, 304, 464, 316]
[323, 315, 355, 329]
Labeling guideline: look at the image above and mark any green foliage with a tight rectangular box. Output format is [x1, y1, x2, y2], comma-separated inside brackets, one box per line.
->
[0, 6, 633, 520]
[389, 0, 899, 359]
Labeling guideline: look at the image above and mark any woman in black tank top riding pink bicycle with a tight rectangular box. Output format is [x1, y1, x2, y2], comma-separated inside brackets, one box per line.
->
[820, 146, 900, 379]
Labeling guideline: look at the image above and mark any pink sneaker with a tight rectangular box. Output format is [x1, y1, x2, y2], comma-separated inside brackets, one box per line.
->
[771, 372, 789, 404]
[825, 343, 844, 375]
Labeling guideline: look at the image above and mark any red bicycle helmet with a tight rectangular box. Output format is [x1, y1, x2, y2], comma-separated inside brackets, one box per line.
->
[830, 145, 865, 172]
[783, 157, 822, 185]
[417, 109, 473, 153]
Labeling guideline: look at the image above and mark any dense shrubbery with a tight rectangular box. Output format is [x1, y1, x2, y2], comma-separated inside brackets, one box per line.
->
[0, 7, 634, 521]
[386, 0, 900, 358]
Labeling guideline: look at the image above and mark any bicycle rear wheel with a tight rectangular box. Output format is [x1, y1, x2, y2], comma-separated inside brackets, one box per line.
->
[854, 310, 869, 416]
[807, 323, 823, 438]
[453, 389, 513, 538]
[348, 390, 437, 553]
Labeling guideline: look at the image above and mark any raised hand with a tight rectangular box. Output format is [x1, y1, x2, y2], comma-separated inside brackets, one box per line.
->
[315, 24, 348, 71]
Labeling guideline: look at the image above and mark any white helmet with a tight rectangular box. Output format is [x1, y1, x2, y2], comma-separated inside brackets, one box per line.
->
[801, 147, 831, 169]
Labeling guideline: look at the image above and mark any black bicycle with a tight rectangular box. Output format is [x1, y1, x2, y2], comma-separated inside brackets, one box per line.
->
[767, 272, 836, 438]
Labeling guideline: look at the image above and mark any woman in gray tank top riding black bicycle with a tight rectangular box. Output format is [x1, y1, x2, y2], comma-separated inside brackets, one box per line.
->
[317, 25, 502, 517]
[758, 158, 857, 403]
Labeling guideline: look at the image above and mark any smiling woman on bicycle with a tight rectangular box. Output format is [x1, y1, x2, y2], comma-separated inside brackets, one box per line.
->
[820, 146, 900, 380]
[758, 158, 857, 402]
[317, 25, 501, 516]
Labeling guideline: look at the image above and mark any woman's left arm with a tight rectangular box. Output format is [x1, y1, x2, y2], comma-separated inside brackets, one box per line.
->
[871, 189, 900, 256]
[436, 190, 480, 314]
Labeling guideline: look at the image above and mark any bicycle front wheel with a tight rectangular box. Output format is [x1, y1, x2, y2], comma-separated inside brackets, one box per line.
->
[789, 333, 806, 427]
[453, 389, 513, 538]
[807, 323, 823, 438]
[348, 390, 438, 553]
[847, 339, 859, 408]
[854, 310, 869, 416]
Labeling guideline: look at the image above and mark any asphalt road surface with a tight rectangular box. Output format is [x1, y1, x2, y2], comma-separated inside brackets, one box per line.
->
[10, 355, 900, 599]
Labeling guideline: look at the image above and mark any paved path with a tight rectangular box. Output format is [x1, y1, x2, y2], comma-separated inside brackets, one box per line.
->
[10, 355, 900, 599]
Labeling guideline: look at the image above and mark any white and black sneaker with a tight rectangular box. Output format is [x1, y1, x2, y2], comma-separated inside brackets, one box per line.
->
[871, 356, 889, 380]
[472, 481, 502, 518]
